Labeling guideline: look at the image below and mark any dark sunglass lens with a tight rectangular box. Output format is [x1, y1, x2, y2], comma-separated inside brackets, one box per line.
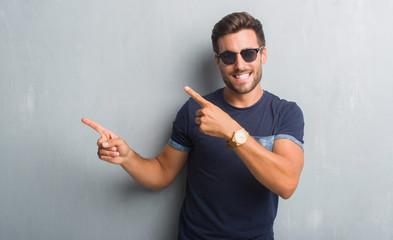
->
[241, 49, 258, 62]
[220, 52, 236, 65]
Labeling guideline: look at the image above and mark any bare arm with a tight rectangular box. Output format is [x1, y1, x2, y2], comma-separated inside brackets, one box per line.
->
[233, 138, 303, 199]
[120, 144, 188, 191]
[81, 118, 188, 191]
[185, 87, 304, 199]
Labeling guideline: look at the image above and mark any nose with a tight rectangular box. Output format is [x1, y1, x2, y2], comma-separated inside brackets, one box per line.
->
[234, 53, 246, 70]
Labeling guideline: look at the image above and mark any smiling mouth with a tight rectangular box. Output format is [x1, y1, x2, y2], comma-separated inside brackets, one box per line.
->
[233, 72, 251, 81]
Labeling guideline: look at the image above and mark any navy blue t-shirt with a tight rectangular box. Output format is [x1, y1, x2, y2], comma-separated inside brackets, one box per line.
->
[169, 89, 304, 240]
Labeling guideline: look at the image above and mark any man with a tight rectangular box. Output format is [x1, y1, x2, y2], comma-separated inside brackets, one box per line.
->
[82, 12, 304, 240]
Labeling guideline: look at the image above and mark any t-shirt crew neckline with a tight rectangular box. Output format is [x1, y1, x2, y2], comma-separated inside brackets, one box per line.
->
[219, 88, 267, 111]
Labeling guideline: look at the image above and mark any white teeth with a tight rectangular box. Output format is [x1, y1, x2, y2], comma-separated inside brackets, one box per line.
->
[235, 73, 250, 80]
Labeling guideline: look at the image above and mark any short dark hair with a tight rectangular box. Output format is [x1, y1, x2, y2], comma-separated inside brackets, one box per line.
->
[211, 12, 265, 53]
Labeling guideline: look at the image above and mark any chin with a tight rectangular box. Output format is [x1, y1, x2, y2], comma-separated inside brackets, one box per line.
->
[222, 70, 262, 95]
[224, 79, 261, 95]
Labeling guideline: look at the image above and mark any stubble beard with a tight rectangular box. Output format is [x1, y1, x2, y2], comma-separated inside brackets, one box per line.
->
[221, 66, 262, 95]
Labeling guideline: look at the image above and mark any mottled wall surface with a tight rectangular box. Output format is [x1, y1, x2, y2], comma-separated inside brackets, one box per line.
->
[1, 1, 392, 239]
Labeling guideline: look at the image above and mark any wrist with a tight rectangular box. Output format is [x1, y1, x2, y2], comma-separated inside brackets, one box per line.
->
[121, 148, 135, 166]
[224, 122, 242, 141]
[226, 128, 249, 149]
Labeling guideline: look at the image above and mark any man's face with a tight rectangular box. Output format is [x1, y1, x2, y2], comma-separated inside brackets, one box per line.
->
[215, 29, 267, 95]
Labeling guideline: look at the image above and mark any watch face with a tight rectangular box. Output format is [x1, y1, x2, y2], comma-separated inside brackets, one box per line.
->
[235, 130, 248, 144]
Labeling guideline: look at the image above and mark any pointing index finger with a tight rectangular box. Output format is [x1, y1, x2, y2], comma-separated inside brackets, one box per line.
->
[81, 118, 118, 139]
[81, 118, 105, 134]
[184, 86, 210, 107]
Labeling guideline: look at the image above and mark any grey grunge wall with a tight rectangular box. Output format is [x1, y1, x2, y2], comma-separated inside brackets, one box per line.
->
[1, 0, 392, 239]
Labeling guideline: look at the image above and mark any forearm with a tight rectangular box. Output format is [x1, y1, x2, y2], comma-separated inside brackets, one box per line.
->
[233, 137, 303, 199]
[120, 144, 188, 191]
[120, 151, 169, 191]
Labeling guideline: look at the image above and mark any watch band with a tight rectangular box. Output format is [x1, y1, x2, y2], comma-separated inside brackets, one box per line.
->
[226, 128, 248, 149]
[226, 138, 237, 149]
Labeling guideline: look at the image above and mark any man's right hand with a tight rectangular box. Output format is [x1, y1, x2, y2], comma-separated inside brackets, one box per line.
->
[82, 118, 132, 165]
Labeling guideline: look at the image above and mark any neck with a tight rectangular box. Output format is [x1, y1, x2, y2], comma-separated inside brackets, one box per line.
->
[223, 85, 264, 108]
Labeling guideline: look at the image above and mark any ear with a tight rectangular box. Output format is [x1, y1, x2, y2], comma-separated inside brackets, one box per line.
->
[214, 54, 220, 69]
[261, 47, 267, 64]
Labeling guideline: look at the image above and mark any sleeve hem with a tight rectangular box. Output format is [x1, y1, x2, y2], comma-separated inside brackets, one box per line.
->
[274, 134, 304, 151]
[168, 139, 191, 152]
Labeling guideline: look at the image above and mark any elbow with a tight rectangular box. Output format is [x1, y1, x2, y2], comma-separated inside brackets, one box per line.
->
[138, 172, 174, 191]
[279, 190, 294, 200]
[146, 180, 171, 192]
[147, 183, 169, 192]
[278, 181, 299, 200]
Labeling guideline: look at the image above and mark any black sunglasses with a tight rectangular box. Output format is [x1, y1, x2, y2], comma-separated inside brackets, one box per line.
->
[215, 46, 264, 65]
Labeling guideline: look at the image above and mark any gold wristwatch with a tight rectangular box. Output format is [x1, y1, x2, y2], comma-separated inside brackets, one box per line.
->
[226, 128, 249, 149]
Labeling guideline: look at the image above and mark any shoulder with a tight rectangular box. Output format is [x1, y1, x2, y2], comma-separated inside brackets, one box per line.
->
[264, 91, 303, 116]
[264, 91, 304, 143]
[263, 91, 304, 134]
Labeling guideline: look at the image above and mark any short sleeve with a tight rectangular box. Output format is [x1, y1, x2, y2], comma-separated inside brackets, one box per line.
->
[277, 102, 305, 145]
[169, 100, 193, 152]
